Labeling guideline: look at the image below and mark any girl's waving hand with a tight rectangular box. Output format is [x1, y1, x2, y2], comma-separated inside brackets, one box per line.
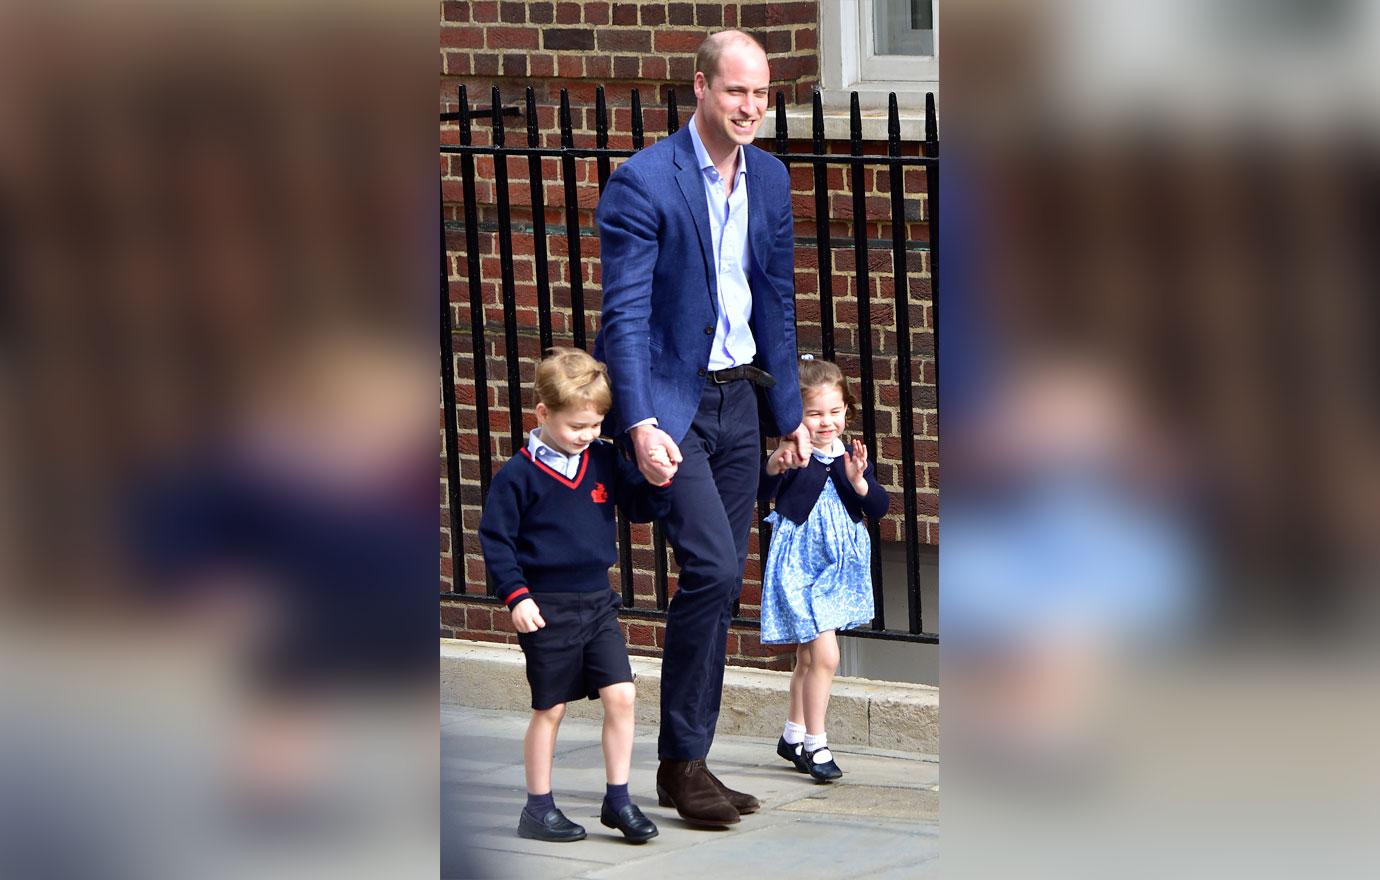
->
[844, 438, 869, 495]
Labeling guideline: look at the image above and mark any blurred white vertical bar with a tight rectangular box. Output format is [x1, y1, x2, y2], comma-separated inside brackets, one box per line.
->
[0, 2, 438, 878]
[944, 0, 1380, 876]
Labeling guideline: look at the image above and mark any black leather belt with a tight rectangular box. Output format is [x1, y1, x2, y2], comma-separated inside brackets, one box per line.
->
[707, 365, 777, 388]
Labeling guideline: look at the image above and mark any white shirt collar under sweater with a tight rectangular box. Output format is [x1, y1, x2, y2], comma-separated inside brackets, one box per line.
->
[527, 428, 582, 479]
[811, 438, 847, 465]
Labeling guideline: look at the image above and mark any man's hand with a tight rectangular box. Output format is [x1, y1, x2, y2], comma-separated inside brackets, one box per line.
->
[511, 597, 545, 633]
[766, 440, 803, 475]
[767, 427, 812, 474]
[787, 423, 812, 466]
[630, 424, 681, 485]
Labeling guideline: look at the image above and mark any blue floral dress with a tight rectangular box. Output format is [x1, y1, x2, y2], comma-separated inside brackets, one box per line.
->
[760, 451, 876, 645]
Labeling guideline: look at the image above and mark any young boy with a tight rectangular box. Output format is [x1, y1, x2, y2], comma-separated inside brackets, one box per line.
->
[478, 347, 672, 844]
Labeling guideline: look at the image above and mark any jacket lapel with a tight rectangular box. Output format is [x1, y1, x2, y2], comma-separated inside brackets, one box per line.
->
[673, 128, 719, 310]
[750, 148, 783, 289]
[744, 147, 773, 282]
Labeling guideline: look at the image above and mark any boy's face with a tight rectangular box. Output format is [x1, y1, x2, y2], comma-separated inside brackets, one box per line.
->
[535, 402, 605, 457]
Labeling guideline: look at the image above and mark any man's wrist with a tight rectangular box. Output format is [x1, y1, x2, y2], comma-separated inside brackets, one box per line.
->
[627, 417, 658, 436]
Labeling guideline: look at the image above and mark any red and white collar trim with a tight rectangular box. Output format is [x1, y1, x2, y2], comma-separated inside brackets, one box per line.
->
[520, 446, 589, 489]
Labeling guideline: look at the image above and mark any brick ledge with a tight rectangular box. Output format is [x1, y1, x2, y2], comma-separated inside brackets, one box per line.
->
[440, 637, 938, 756]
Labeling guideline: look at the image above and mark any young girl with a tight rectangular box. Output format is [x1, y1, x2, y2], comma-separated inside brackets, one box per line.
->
[758, 355, 890, 782]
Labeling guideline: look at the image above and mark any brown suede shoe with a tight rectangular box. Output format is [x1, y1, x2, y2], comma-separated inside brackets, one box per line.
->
[703, 766, 761, 814]
[656, 759, 741, 827]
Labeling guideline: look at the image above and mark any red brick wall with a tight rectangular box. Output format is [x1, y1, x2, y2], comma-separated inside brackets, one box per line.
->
[441, 1, 820, 105]
[439, 4, 937, 669]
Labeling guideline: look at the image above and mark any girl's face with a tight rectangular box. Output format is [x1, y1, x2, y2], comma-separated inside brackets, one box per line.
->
[801, 384, 848, 450]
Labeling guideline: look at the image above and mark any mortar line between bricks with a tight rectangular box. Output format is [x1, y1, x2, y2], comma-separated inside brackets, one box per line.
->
[443, 219, 934, 253]
[447, 322, 938, 351]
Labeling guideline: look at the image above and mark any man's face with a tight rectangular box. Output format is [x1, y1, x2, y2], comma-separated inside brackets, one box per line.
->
[693, 42, 771, 155]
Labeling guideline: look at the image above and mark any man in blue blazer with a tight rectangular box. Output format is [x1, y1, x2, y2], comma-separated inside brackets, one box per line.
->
[594, 30, 810, 828]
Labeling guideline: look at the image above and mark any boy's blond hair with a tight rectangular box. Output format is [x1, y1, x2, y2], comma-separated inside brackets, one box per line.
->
[533, 346, 612, 414]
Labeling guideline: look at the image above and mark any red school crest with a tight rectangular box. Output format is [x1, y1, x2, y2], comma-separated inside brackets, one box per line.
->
[590, 482, 608, 503]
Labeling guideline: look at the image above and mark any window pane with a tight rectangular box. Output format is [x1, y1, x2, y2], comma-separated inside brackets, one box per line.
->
[873, 0, 935, 56]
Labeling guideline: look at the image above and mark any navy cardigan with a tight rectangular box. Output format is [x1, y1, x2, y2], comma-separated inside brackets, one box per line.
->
[758, 454, 890, 525]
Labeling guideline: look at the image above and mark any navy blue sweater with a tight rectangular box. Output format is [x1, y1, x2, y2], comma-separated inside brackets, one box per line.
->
[758, 454, 890, 525]
[478, 439, 670, 610]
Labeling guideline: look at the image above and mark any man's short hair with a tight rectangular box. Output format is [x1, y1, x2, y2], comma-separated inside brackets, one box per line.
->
[533, 346, 612, 414]
[694, 29, 767, 86]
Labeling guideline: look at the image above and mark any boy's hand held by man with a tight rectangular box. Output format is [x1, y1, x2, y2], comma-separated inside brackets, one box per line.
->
[630, 423, 681, 485]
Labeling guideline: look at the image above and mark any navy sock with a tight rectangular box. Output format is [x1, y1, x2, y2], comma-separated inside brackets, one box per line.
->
[525, 791, 556, 816]
[603, 782, 630, 812]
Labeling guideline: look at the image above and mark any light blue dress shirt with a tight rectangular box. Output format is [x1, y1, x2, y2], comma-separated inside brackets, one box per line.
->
[687, 114, 756, 371]
[526, 428, 581, 479]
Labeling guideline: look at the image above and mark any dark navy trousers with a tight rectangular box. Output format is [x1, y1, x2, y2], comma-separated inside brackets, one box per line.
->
[658, 379, 761, 761]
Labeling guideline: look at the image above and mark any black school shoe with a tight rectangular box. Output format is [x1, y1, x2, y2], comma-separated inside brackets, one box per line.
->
[517, 806, 587, 842]
[803, 746, 843, 783]
[600, 801, 659, 843]
[777, 736, 809, 773]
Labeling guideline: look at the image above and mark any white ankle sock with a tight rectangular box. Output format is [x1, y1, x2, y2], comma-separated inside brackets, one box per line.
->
[783, 721, 805, 745]
[804, 733, 832, 763]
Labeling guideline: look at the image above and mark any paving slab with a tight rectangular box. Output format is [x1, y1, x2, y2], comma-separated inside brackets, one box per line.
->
[442, 704, 938, 880]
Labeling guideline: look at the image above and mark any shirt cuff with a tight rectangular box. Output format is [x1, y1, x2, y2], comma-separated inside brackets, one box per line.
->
[627, 417, 658, 432]
[504, 586, 532, 611]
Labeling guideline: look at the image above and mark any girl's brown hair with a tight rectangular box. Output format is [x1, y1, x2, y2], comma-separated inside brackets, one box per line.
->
[797, 356, 856, 418]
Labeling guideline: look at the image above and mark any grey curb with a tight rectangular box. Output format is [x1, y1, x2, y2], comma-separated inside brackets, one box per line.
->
[440, 638, 938, 756]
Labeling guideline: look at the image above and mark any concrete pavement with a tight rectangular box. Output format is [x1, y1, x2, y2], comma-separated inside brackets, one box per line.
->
[441, 704, 939, 880]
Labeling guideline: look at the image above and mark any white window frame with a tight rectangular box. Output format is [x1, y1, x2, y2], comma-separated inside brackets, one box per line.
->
[861, 0, 938, 82]
[819, 0, 938, 112]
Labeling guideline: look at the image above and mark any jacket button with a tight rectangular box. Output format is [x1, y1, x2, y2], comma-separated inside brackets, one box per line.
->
[704, 326, 714, 335]
[697, 368, 706, 377]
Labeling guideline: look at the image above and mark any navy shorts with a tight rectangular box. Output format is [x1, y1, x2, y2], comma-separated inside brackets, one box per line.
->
[515, 589, 633, 710]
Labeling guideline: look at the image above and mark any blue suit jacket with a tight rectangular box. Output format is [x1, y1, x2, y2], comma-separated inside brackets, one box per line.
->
[593, 125, 803, 444]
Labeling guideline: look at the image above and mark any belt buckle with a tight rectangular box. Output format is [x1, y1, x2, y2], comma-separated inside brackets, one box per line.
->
[711, 368, 730, 384]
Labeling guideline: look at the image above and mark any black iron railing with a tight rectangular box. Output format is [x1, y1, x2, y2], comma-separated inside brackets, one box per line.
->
[441, 85, 938, 644]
